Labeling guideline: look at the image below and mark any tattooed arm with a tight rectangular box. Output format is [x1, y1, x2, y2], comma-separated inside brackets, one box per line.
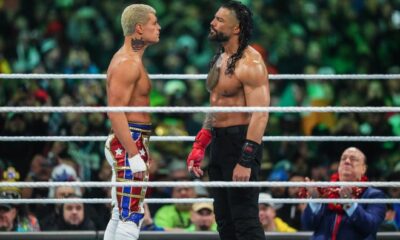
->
[202, 113, 214, 130]
[186, 113, 214, 177]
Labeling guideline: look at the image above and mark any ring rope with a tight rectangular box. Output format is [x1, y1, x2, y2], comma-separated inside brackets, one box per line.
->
[1, 198, 399, 204]
[1, 136, 400, 142]
[1, 73, 400, 80]
[1, 106, 400, 113]
[1, 181, 399, 188]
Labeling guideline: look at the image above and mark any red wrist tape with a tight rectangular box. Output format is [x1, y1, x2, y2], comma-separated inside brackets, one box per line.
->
[193, 128, 212, 149]
[187, 129, 212, 168]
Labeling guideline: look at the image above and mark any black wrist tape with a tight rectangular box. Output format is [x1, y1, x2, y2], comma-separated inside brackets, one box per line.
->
[238, 140, 260, 168]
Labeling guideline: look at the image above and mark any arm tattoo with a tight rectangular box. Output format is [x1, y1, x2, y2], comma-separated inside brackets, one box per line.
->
[206, 61, 220, 92]
[202, 113, 214, 130]
[131, 38, 145, 51]
[207, 54, 222, 91]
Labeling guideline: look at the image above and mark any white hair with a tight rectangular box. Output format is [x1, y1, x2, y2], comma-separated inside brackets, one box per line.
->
[121, 4, 156, 36]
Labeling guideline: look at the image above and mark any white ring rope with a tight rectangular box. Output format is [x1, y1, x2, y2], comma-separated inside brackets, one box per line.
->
[0, 198, 399, 204]
[2, 74, 398, 206]
[1, 73, 400, 80]
[1, 181, 400, 188]
[1, 106, 400, 113]
[1, 136, 399, 142]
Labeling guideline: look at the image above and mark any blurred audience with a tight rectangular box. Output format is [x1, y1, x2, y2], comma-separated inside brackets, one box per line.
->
[154, 186, 197, 230]
[0, 0, 399, 233]
[40, 185, 80, 230]
[258, 193, 296, 232]
[0, 167, 40, 232]
[186, 202, 217, 232]
[41, 194, 96, 231]
[0, 190, 40, 232]
[276, 174, 306, 230]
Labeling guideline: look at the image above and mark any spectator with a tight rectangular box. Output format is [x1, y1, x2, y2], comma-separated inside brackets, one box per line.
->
[379, 204, 399, 231]
[33, 163, 81, 223]
[140, 203, 164, 232]
[301, 147, 386, 239]
[186, 202, 217, 232]
[148, 159, 192, 216]
[258, 193, 296, 232]
[387, 172, 400, 229]
[21, 156, 55, 223]
[276, 174, 306, 230]
[0, 189, 40, 232]
[154, 186, 197, 230]
[42, 194, 96, 231]
[40, 185, 81, 230]
[83, 159, 112, 230]
[22, 154, 54, 199]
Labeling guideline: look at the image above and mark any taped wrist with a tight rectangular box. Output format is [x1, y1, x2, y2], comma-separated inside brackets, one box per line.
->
[193, 128, 212, 149]
[128, 154, 147, 173]
[238, 140, 260, 168]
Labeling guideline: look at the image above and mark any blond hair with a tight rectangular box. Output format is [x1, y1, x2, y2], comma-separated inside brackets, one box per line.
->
[121, 4, 156, 37]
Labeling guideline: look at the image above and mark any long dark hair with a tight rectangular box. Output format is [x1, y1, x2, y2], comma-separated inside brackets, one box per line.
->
[209, 1, 253, 75]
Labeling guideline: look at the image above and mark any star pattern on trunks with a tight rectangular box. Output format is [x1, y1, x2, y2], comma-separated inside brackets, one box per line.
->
[139, 148, 146, 157]
[115, 148, 123, 156]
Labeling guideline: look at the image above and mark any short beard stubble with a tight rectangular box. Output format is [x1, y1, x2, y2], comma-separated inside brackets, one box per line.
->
[208, 29, 229, 43]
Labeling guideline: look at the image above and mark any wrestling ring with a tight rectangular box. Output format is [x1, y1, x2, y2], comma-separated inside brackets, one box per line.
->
[0, 73, 400, 240]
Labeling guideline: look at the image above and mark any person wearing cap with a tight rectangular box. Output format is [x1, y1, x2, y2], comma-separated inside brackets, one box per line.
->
[0, 167, 40, 232]
[258, 193, 296, 233]
[0, 190, 40, 232]
[186, 202, 217, 232]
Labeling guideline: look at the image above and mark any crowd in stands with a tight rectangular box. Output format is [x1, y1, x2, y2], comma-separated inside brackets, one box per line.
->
[0, 0, 400, 233]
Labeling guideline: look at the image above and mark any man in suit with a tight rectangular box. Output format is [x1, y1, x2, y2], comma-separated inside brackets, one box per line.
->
[302, 147, 386, 240]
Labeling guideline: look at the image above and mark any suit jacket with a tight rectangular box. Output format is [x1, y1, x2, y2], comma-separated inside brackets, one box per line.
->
[302, 187, 386, 240]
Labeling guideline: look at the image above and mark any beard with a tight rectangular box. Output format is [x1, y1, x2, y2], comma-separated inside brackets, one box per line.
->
[198, 225, 210, 231]
[208, 29, 229, 42]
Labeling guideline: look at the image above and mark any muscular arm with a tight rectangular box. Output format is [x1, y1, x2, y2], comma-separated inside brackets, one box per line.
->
[237, 59, 270, 143]
[107, 60, 140, 157]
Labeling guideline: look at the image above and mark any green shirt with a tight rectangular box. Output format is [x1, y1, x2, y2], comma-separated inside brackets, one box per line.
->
[185, 222, 218, 232]
[154, 205, 191, 229]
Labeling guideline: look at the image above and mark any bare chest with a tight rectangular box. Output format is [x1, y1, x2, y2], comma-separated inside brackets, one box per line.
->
[213, 63, 242, 97]
[135, 69, 152, 96]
